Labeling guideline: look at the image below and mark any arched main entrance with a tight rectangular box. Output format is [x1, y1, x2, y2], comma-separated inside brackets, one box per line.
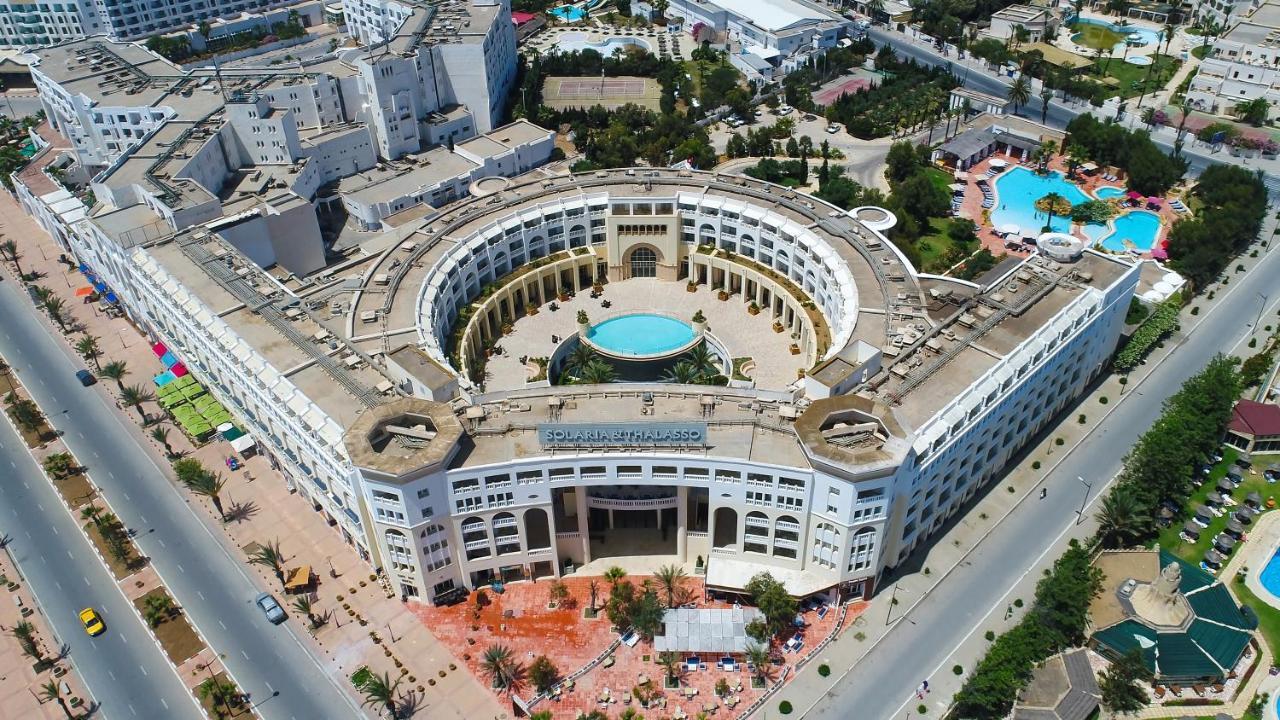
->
[630, 246, 657, 278]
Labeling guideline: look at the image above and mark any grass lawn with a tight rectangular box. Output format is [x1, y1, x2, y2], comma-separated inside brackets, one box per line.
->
[916, 217, 960, 274]
[924, 166, 952, 194]
[134, 588, 204, 664]
[1192, 45, 1211, 60]
[1093, 55, 1180, 99]
[1070, 23, 1124, 51]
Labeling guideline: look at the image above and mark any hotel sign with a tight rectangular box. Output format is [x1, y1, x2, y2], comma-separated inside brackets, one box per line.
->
[538, 422, 707, 447]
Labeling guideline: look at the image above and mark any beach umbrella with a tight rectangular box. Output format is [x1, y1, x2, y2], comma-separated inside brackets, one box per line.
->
[999, 223, 1020, 236]
[1216, 477, 1236, 493]
[1247, 491, 1263, 507]
[1204, 549, 1223, 566]
[1182, 520, 1201, 538]
[1214, 534, 1236, 552]
[1206, 491, 1223, 505]
[1225, 518, 1245, 536]
[1193, 503, 1211, 519]
[1236, 506, 1257, 523]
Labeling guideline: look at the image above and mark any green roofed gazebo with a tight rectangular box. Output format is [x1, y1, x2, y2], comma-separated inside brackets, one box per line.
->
[1089, 550, 1255, 683]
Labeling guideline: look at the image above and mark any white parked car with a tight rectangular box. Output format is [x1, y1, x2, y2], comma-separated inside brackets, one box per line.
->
[777, 104, 793, 115]
[826, 124, 841, 134]
[754, 109, 764, 118]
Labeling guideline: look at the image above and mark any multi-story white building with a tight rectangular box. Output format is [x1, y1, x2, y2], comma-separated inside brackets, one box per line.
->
[0, 0, 318, 48]
[1188, 1, 1280, 114]
[1196, 0, 1263, 31]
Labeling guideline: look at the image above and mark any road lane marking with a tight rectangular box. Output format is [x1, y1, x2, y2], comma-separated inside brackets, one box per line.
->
[218, 620, 226, 630]
[76, 431, 83, 439]
[240, 650, 249, 660]
[265, 682, 275, 694]
[92, 451, 99, 458]
[160, 698, 167, 710]
[107, 670, 116, 680]
[156, 538, 165, 548]
[83, 576, 90, 587]
[128, 704, 137, 716]
[50, 526, 57, 535]
[196, 590, 204, 600]
[139, 665, 147, 676]
[65, 550, 73, 559]
[120, 635, 127, 645]
[53, 580, 61, 590]
[107, 471, 114, 479]
[36, 502, 43, 512]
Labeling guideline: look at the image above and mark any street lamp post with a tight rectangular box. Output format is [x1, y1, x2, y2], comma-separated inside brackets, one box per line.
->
[884, 582, 900, 625]
[1254, 292, 1269, 331]
[1075, 475, 1093, 526]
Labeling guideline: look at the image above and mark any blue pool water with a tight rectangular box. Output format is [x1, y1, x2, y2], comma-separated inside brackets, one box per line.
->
[1259, 546, 1280, 598]
[555, 34, 648, 55]
[585, 314, 695, 357]
[550, 4, 586, 21]
[992, 168, 1090, 236]
[1094, 186, 1125, 200]
[1072, 17, 1163, 49]
[1098, 210, 1161, 252]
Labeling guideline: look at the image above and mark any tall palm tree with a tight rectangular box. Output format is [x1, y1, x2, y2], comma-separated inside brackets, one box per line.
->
[1234, 97, 1270, 126]
[603, 566, 627, 590]
[744, 641, 772, 686]
[38, 679, 74, 719]
[119, 384, 154, 422]
[150, 426, 174, 457]
[1008, 75, 1032, 114]
[659, 651, 682, 685]
[75, 334, 102, 369]
[43, 296, 69, 332]
[291, 595, 322, 628]
[197, 676, 237, 718]
[249, 539, 287, 587]
[1039, 192, 1066, 231]
[5, 394, 43, 434]
[577, 358, 617, 384]
[11, 621, 43, 662]
[1096, 486, 1145, 548]
[564, 343, 596, 377]
[0, 239, 19, 278]
[684, 343, 719, 377]
[653, 564, 688, 608]
[183, 469, 227, 521]
[100, 359, 129, 391]
[661, 361, 702, 384]
[359, 671, 402, 717]
[480, 644, 524, 693]
[80, 503, 102, 528]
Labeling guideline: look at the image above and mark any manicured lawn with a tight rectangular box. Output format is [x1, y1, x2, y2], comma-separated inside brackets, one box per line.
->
[1157, 447, 1250, 563]
[924, 166, 952, 194]
[1229, 577, 1280, 656]
[1093, 55, 1180, 99]
[1192, 45, 1211, 60]
[916, 217, 960, 274]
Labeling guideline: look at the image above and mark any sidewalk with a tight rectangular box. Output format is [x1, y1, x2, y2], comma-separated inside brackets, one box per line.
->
[0, 190, 505, 719]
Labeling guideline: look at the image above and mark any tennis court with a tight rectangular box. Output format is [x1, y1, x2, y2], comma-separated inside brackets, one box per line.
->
[813, 71, 878, 106]
[543, 75, 663, 111]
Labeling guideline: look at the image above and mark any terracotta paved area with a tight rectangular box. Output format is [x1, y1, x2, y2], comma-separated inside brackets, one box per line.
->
[0, 178, 503, 719]
[954, 153, 1181, 260]
[415, 575, 868, 719]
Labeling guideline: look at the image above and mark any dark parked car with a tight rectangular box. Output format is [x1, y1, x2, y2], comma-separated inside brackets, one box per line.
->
[255, 593, 286, 624]
[75, 370, 97, 386]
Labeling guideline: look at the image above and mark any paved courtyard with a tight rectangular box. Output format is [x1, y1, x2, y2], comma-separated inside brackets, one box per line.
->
[484, 278, 805, 391]
[414, 575, 867, 719]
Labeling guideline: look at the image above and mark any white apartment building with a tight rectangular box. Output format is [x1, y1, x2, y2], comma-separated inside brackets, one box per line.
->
[0, 0, 315, 48]
[1196, 0, 1263, 31]
[1188, 1, 1280, 114]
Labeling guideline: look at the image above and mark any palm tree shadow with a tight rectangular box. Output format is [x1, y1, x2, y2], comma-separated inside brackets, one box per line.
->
[55, 642, 72, 662]
[223, 500, 259, 524]
[394, 689, 425, 718]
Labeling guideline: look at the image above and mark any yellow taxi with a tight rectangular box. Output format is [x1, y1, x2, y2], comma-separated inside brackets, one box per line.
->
[79, 607, 105, 637]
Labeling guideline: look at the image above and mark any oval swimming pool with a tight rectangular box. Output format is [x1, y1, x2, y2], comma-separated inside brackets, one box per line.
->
[584, 314, 696, 358]
[1094, 186, 1126, 200]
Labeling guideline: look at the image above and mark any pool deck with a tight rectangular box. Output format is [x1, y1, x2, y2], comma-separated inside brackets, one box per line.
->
[526, 25, 674, 60]
[954, 153, 1179, 260]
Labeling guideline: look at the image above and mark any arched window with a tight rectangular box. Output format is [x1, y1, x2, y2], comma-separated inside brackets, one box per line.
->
[848, 527, 877, 573]
[811, 522, 840, 569]
[384, 529, 414, 570]
[630, 247, 657, 278]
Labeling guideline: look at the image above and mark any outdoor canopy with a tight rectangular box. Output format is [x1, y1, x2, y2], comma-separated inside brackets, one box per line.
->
[1204, 549, 1224, 565]
[1205, 491, 1223, 505]
[1225, 518, 1245, 536]
[74, 286, 94, 297]
[1246, 491, 1263, 507]
[1214, 534, 1236, 550]
[1216, 477, 1235, 492]
[1181, 521, 1201, 537]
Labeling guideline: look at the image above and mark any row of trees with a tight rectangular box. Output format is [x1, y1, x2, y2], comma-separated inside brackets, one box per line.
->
[81, 503, 134, 570]
[825, 49, 958, 140]
[1166, 164, 1269, 289]
[955, 354, 1244, 717]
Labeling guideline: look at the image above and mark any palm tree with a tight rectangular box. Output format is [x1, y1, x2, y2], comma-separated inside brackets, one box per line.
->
[661, 361, 702, 384]
[38, 679, 74, 719]
[143, 593, 175, 628]
[150, 426, 174, 457]
[744, 641, 773, 686]
[1039, 192, 1066, 232]
[0, 238, 19, 278]
[183, 469, 228, 521]
[1008, 75, 1032, 114]
[43, 296, 69, 331]
[75, 334, 102, 369]
[658, 651, 682, 686]
[577, 358, 617, 384]
[1096, 486, 1145, 548]
[100, 360, 128, 391]
[249, 539, 287, 587]
[684, 343, 719, 377]
[603, 566, 627, 590]
[480, 644, 524, 693]
[5, 394, 43, 434]
[1064, 143, 1088, 178]
[653, 564, 688, 608]
[1235, 97, 1270, 126]
[80, 503, 102, 528]
[12, 621, 43, 662]
[197, 675, 238, 718]
[564, 343, 596, 377]
[119, 384, 154, 422]
[291, 596, 322, 628]
[359, 671, 402, 717]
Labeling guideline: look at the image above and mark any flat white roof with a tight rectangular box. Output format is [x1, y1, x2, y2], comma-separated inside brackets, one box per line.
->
[714, 0, 840, 32]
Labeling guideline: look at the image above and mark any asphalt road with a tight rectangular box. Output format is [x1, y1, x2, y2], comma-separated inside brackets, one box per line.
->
[0, 278, 365, 720]
[867, 28, 1268, 181]
[805, 221, 1280, 715]
[0, 405, 201, 720]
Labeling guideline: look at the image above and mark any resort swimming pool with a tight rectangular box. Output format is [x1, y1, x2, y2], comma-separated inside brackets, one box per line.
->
[584, 314, 696, 358]
[1259, 546, 1280, 598]
[1071, 17, 1162, 49]
[1098, 211, 1161, 253]
[550, 4, 586, 20]
[554, 33, 649, 55]
[1094, 186, 1126, 200]
[992, 168, 1090, 236]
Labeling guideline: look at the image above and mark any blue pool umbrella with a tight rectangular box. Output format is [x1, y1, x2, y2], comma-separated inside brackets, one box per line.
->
[160, 351, 179, 368]
[93, 281, 107, 293]
[78, 263, 89, 274]
[104, 292, 118, 304]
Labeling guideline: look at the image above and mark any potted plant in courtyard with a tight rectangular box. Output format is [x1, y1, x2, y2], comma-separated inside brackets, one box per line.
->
[576, 310, 590, 335]
[691, 309, 706, 334]
[525, 302, 539, 317]
[773, 321, 785, 333]
[748, 301, 760, 316]
[717, 288, 729, 301]
[686, 280, 697, 293]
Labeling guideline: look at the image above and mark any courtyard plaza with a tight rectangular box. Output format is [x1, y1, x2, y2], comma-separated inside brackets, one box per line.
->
[415, 574, 866, 718]
[483, 278, 804, 391]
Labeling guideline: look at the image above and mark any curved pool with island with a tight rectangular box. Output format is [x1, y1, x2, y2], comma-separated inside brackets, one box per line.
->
[552, 32, 650, 55]
[991, 167, 1162, 253]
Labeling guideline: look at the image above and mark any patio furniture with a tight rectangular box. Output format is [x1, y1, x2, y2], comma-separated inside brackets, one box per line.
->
[703, 701, 718, 713]
[1153, 685, 1165, 699]
[684, 687, 696, 699]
